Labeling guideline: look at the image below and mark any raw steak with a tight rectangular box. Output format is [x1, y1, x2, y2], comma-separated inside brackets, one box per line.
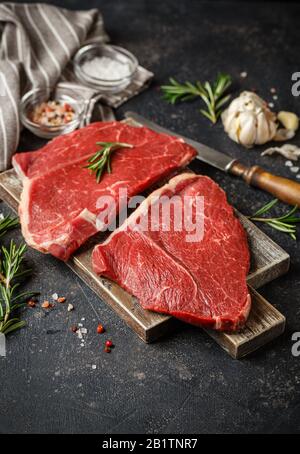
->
[13, 122, 196, 260]
[92, 173, 251, 331]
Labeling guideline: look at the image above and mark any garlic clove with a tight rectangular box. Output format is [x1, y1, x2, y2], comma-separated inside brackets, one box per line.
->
[274, 128, 295, 142]
[226, 115, 240, 143]
[237, 111, 257, 147]
[277, 111, 299, 132]
[256, 111, 272, 144]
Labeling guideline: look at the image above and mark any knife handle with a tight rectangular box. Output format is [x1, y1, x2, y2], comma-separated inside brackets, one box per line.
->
[230, 162, 300, 207]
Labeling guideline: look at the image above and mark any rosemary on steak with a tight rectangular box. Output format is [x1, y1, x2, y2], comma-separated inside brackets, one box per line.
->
[248, 199, 300, 240]
[0, 241, 38, 335]
[85, 142, 133, 183]
[161, 73, 232, 124]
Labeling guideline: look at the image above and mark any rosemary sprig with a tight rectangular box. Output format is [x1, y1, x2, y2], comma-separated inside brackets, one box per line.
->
[85, 142, 133, 183]
[161, 73, 232, 124]
[248, 199, 300, 240]
[0, 241, 38, 335]
[0, 215, 19, 238]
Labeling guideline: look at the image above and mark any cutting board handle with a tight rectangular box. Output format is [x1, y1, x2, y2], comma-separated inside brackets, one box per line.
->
[230, 162, 300, 207]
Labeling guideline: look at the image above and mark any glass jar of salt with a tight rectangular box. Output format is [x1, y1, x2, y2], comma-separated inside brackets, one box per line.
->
[74, 44, 138, 93]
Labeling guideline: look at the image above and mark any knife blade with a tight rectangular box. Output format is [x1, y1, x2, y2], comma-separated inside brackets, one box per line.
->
[124, 111, 300, 207]
[125, 111, 237, 172]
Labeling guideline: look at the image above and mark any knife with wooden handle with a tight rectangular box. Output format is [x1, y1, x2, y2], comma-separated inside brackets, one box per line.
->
[125, 111, 300, 207]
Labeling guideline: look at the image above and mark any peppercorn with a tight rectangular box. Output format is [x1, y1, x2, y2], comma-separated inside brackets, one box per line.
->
[97, 324, 105, 334]
[57, 297, 66, 303]
[105, 340, 113, 348]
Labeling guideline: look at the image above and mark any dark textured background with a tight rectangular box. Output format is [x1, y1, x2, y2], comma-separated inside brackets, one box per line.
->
[1, 0, 300, 434]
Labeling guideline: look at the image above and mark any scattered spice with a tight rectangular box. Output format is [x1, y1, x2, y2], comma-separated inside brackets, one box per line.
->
[27, 300, 36, 308]
[57, 296, 66, 303]
[97, 324, 105, 334]
[29, 100, 75, 127]
[104, 346, 111, 353]
[76, 325, 88, 345]
[285, 160, 293, 167]
[105, 340, 113, 348]
[71, 325, 78, 333]
[41, 300, 52, 309]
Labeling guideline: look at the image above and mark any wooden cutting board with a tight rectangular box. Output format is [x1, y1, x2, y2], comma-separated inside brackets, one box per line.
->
[0, 127, 290, 359]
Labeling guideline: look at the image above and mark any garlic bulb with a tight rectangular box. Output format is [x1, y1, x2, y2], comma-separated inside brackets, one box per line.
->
[222, 91, 278, 148]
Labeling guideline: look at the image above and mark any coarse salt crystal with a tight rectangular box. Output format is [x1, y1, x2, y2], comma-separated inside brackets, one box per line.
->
[52, 293, 58, 301]
[67, 304, 74, 312]
[290, 166, 300, 173]
[285, 160, 293, 167]
[268, 102, 274, 108]
[81, 318, 85, 321]
[78, 323, 83, 327]
[273, 95, 278, 100]
[92, 365, 97, 370]
[81, 56, 131, 81]
[81, 328, 87, 334]
[0, 213, 4, 221]
[296, 174, 300, 179]
[240, 71, 247, 78]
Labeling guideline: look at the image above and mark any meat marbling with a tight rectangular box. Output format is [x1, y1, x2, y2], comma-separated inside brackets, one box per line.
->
[92, 173, 251, 331]
[13, 122, 196, 260]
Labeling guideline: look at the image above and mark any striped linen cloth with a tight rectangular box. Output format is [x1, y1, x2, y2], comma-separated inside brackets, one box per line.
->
[0, 3, 153, 171]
